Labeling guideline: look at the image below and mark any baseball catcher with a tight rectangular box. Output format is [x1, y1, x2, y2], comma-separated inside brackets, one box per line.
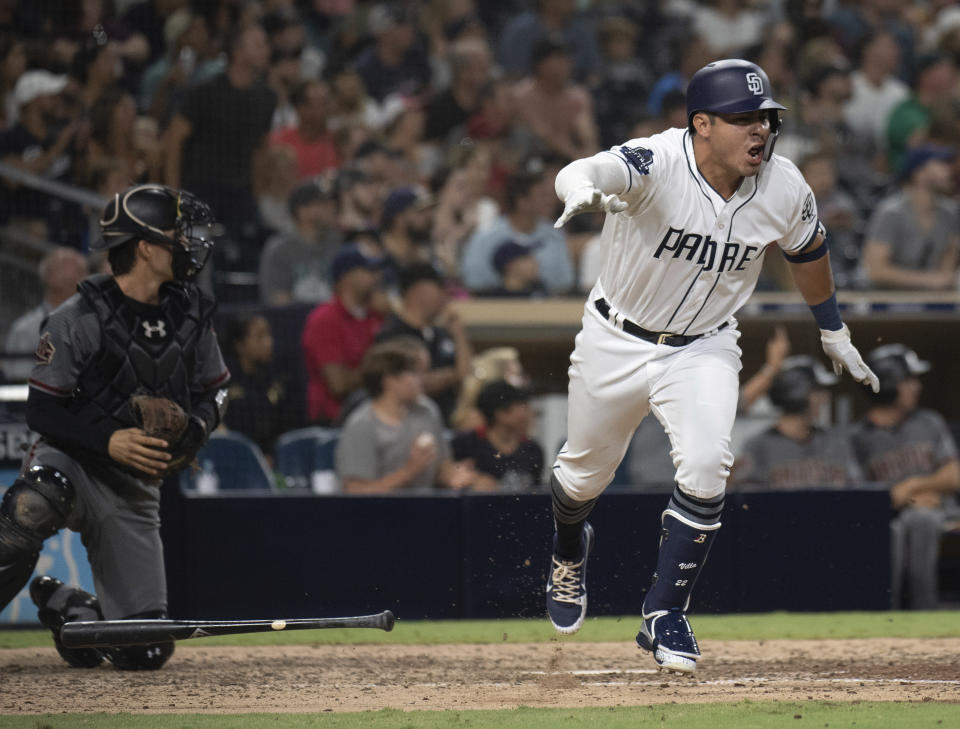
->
[0, 184, 230, 670]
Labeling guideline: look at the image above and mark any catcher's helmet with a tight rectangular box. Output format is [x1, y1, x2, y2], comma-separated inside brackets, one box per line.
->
[864, 344, 930, 405]
[97, 184, 216, 280]
[686, 59, 786, 160]
[769, 355, 839, 414]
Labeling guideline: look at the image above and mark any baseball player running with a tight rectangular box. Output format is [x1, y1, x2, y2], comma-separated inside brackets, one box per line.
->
[0, 184, 229, 670]
[546, 59, 879, 674]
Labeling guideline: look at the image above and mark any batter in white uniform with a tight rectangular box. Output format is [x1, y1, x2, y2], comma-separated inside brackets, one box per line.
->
[545, 59, 879, 674]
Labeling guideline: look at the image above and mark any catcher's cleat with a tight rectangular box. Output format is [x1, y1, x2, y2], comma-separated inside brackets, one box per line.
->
[30, 575, 105, 668]
[546, 521, 594, 635]
[636, 606, 700, 675]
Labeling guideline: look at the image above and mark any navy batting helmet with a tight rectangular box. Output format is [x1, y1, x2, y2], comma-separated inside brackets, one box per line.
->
[686, 59, 786, 160]
[769, 355, 839, 414]
[864, 344, 930, 405]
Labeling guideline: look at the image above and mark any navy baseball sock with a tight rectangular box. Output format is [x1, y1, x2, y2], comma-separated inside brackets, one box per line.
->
[551, 473, 596, 560]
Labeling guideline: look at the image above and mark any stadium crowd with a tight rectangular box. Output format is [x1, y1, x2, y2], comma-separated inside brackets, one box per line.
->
[2, 1, 960, 607]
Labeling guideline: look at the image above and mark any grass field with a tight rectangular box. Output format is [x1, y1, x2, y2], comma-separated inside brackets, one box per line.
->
[3, 611, 959, 727]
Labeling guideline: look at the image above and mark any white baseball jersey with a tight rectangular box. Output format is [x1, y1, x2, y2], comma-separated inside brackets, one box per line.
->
[582, 127, 819, 334]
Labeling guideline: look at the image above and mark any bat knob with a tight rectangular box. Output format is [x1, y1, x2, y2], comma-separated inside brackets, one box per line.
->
[382, 610, 396, 632]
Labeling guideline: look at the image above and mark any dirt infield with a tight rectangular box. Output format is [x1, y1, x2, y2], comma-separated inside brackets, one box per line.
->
[2, 638, 959, 714]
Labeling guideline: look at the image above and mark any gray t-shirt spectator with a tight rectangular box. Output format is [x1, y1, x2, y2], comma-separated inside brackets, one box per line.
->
[849, 408, 959, 483]
[335, 396, 450, 490]
[3, 303, 49, 381]
[864, 192, 960, 275]
[732, 426, 862, 490]
[258, 230, 340, 305]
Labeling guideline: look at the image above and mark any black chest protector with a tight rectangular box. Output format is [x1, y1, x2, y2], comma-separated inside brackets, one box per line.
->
[70, 274, 215, 430]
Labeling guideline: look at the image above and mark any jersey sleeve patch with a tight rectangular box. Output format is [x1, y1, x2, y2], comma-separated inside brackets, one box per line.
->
[619, 145, 654, 176]
[800, 192, 815, 223]
[35, 331, 56, 365]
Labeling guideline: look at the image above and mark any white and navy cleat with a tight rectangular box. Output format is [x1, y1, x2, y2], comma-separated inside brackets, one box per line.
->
[546, 522, 595, 635]
[636, 607, 700, 675]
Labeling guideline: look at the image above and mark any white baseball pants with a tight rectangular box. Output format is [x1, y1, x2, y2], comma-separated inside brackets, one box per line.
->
[554, 300, 742, 502]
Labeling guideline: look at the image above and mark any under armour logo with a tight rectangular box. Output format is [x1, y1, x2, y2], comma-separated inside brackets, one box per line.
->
[745, 72, 763, 95]
[142, 320, 167, 338]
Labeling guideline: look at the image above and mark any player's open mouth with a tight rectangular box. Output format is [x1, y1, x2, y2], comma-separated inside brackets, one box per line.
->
[747, 144, 764, 163]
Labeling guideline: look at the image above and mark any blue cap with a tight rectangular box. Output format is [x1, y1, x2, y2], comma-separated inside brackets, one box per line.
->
[493, 240, 536, 274]
[381, 186, 433, 229]
[901, 144, 955, 179]
[330, 244, 383, 282]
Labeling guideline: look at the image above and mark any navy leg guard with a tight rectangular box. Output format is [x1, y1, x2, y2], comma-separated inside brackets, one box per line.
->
[636, 487, 723, 674]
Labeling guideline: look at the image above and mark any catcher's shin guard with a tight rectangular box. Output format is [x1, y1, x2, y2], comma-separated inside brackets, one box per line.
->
[30, 575, 106, 668]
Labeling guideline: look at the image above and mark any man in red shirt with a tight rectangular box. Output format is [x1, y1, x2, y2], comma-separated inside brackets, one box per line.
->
[302, 244, 384, 423]
[270, 79, 340, 180]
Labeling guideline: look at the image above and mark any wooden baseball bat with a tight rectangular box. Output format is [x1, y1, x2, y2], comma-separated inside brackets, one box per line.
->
[60, 610, 395, 648]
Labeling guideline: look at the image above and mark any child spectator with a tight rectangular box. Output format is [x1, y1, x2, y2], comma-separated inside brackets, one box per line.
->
[452, 380, 544, 492]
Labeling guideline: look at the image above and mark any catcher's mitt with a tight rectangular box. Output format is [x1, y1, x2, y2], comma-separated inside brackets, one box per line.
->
[130, 395, 206, 473]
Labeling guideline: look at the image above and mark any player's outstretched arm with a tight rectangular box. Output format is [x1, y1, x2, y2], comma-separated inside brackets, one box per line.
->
[554, 154, 629, 228]
[786, 235, 879, 392]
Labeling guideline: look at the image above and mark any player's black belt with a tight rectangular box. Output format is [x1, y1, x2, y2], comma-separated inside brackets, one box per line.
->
[594, 298, 729, 347]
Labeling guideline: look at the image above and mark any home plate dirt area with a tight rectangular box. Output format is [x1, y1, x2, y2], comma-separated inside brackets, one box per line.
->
[2, 638, 959, 714]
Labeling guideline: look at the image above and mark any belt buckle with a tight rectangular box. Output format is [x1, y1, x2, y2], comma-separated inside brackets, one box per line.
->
[657, 333, 668, 345]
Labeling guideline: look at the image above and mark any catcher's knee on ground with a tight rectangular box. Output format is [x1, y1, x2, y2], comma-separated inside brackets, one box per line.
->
[0, 466, 75, 607]
[103, 611, 175, 670]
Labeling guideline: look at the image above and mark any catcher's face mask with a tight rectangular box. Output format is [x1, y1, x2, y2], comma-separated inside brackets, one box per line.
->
[169, 191, 215, 281]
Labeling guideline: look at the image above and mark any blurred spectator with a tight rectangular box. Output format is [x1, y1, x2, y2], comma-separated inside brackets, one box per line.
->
[83, 86, 157, 184]
[646, 35, 712, 118]
[862, 145, 959, 290]
[496, 0, 600, 81]
[850, 344, 960, 609]
[591, 15, 652, 148]
[336, 165, 384, 231]
[885, 54, 956, 174]
[259, 179, 341, 306]
[381, 98, 439, 180]
[512, 36, 598, 161]
[461, 165, 574, 294]
[800, 152, 867, 290]
[431, 140, 499, 274]
[70, 30, 123, 111]
[0, 70, 77, 238]
[0, 33, 26, 128]
[255, 144, 299, 235]
[262, 7, 324, 129]
[452, 379, 544, 492]
[121, 0, 189, 66]
[827, 0, 914, 81]
[843, 30, 909, 157]
[140, 10, 224, 124]
[3, 247, 89, 382]
[424, 36, 492, 144]
[776, 62, 879, 212]
[693, 0, 766, 58]
[450, 346, 528, 431]
[220, 313, 298, 460]
[302, 243, 384, 425]
[730, 356, 861, 490]
[164, 22, 277, 267]
[353, 4, 431, 103]
[378, 186, 437, 287]
[375, 263, 473, 424]
[270, 79, 340, 179]
[326, 64, 388, 136]
[481, 240, 546, 298]
[335, 340, 478, 493]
